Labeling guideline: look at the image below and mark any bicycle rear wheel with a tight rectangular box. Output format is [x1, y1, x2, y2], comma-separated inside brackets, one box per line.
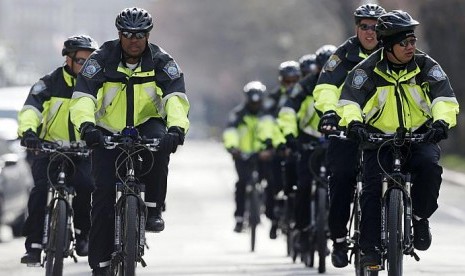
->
[316, 187, 327, 273]
[45, 199, 67, 276]
[120, 195, 139, 276]
[387, 189, 403, 275]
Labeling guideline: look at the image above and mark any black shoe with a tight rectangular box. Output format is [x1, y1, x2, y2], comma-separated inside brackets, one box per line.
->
[360, 249, 381, 268]
[20, 250, 41, 266]
[269, 221, 278, 239]
[146, 208, 165, 232]
[331, 240, 349, 268]
[233, 221, 243, 233]
[75, 235, 89, 256]
[92, 266, 111, 276]
[413, 218, 432, 251]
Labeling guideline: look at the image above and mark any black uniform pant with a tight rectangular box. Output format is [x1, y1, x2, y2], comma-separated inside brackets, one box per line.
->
[23, 153, 94, 252]
[326, 137, 359, 241]
[360, 142, 442, 251]
[88, 119, 169, 269]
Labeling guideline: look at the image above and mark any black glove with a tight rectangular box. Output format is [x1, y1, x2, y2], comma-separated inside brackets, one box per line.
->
[347, 121, 368, 142]
[80, 122, 104, 148]
[285, 134, 299, 151]
[318, 110, 340, 133]
[159, 126, 185, 154]
[20, 129, 41, 148]
[426, 120, 449, 143]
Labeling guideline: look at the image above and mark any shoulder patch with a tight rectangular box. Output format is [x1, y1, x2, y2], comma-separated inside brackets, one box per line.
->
[324, 55, 341, 72]
[163, 60, 181, 80]
[427, 65, 446, 81]
[31, 80, 47, 95]
[81, 59, 102, 79]
[351, 69, 368, 89]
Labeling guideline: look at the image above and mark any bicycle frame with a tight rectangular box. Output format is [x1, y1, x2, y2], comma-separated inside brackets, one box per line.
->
[365, 129, 425, 274]
[104, 127, 159, 275]
[38, 142, 90, 276]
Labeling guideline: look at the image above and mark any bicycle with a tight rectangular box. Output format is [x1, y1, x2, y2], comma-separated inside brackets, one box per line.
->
[37, 141, 90, 276]
[240, 152, 263, 252]
[346, 136, 364, 276]
[361, 128, 425, 275]
[275, 151, 297, 257]
[104, 126, 160, 276]
[298, 139, 329, 274]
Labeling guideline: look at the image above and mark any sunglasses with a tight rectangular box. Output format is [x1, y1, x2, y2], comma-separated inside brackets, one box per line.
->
[359, 24, 376, 31]
[398, 37, 417, 47]
[121, 31, 147, 39]
[72, 57, 87, 65]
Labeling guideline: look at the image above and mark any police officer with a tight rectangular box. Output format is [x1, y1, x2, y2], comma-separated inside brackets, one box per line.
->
[298, 53, 318, 78]
[277, 44, 336, 253]
[18, 35, 98, 265]
[339, 10, 459, 267]
[223, 81, 284, 233]
[313, 3, 386, 268]
[68, 7, 190, 275]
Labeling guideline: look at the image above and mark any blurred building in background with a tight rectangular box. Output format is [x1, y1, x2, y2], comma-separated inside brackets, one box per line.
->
[0, 0, 150, 86]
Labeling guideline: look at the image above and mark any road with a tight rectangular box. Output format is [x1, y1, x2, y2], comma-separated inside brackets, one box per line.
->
[1, 140, 464, 275]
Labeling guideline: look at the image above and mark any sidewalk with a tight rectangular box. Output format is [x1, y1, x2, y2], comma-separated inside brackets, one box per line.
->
[443, 168, 465, 187]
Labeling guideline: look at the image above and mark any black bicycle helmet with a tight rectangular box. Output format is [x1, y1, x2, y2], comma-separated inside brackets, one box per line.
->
[315, 44, 337, 68]
[243, 81, 266, 103]
[299, 54, 317, 76]
[62, 35, 98, 56]
[376, 10, 419, 39]
[354, 4, 386, 24]
[115, 7, 153, 32]
[279, 60, 301, 79]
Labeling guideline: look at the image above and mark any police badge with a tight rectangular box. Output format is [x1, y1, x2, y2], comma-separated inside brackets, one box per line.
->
[428, 65, 446, 81]
[82, 59, 102, 79]
[163, 60, 181, 80]
[351, 69, 368, 89]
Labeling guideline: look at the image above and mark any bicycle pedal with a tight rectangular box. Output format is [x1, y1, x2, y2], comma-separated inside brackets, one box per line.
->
[366, 264, 383, 271]
[26, 262, 42, 267]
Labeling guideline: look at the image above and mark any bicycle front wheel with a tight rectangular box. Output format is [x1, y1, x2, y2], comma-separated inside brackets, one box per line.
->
[316, 187, 328, 273]
[120, 195, 139, 276]
[387, 189, 404, 276]
[249, 186, 261, 252]
[45, 199, 67, 276]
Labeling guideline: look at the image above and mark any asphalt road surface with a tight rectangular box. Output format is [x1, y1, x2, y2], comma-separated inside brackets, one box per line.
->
[1, 140, 464, 275]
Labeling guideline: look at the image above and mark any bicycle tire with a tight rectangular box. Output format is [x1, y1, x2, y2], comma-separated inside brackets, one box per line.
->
[353, 195, 363, 276]
[387, 189, 403, 276]
[45, 199, 67, 276]
[121, 195, 139, 276]
[316, 187, 327, 273]
[249, 185, 261, 252]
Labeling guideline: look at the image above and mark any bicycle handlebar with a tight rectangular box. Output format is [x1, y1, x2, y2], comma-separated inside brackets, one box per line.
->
[35, 141, 91, 157]
[366, 132, 427, 144]
[103, 134, 160, 151]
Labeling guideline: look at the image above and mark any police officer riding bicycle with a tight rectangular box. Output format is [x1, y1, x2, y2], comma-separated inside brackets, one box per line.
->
[338, 10, 459, 267]
[19, 35, 98, 265]
[69, 7, 190, 275]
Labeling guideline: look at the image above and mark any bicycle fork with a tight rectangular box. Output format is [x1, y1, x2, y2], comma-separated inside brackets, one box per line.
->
[114, 182, 148, 266]
[380, 173, 415, 258]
